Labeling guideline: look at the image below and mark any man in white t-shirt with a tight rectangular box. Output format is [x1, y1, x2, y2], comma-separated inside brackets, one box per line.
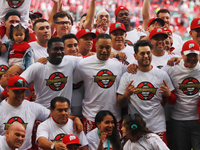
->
[115, 6, 146, 47]
[117, 40, 176, 144]
[109, 22, 135, 64]
[162, 40, 200, 150]
[0, 76, 50, 150]
[37, 96, 88, 150]
[74, 33, 127, 133]
[0, 122, 25, 150]
[20, 37, 81, 109]
[29, 18, 51, 63]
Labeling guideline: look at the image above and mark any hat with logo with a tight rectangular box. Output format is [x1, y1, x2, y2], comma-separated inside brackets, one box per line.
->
[32, 10, 43, 18]
[7, 76, 28, 90]
[76, 29, 96, 40]
[115, 6, 129, 17]
[147, 18, 165, 27]
[181, 40, 200, 55]
[149, 28, 168, 40]
[109, 22, 126, 34]
[62, 134, 82, 146]
[190, 18, 200, 30]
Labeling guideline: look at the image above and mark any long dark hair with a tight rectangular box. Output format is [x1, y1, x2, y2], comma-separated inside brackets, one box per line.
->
[95, 110, 121, 150]
[123, 114, 152, 138]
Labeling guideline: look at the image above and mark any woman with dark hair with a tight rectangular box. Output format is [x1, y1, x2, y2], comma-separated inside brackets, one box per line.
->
[121, 114, 169, 150]
[86, 110, 121, 150]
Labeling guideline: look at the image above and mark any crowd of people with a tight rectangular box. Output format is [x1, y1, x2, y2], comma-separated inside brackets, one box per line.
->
[0, 0, 200, 150]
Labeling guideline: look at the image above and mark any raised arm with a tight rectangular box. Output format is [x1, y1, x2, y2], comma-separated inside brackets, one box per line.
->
[142, 0, 151, 31]
[83, 0, 96, 30]
[48, 0, 62, 35]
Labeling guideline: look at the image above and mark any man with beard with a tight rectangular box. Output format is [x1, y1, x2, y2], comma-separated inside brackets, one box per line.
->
[162, 40, 200, 150]
[117, 40, 176, 144]
[115, 6, 146, 46]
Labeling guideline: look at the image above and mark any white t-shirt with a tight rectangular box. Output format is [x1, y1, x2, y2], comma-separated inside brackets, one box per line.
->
[162, 60, 200, 120]
[86, 128, 114, 150]
[36, 117, 88, 147]
[0, 35, 9, 67]
[29, 41, 48, 63]
[125, 29, 146, 46]
[111, 45, 135, 64]
[0, 100, 50, 150]
[0, 0, 31, 25]
[74, 55, 127, 121]
[171, 33, 183, 57]
[20, 56, 81, 109]
[117, 67, 174, 133]
[123, 133, 169, 150]
[0, 136, 13, 150]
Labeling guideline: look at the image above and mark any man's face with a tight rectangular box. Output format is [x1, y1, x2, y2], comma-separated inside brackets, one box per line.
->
[116, 10, 130, 26]
[6, 125, 25, 149]
[134, 46, 152, 67]
[64, 38, 78, 56]
[48, 42, 64, 65]
[190, 28, 200, 45]
[182, 53, 199, 68]
[54, 17, 72, 37]
[150, 34, 166, 52]
[79, 16, 86, 30]
[4, 15, 20, 34]
[164, 37, 171, 51]
[96, 38, 112, 60]
[7, 89, 26, 107]
[51, 101, 69, 124]
[148, 21, 162, 33]
[78, 34, 93, 56]
[158, 12, 170, 28]
[110, 29, 126, 48]
[34, 21, 51, 43]
[96, 12, 110, 31]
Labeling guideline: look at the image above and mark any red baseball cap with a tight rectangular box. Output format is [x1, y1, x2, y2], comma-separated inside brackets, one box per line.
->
[32, 10, 43, 18]
[149, 28, 168, 40]
[190, 18, 200, 30]
[147, 18, 165, 27]
[115, 6, 129, 17]
[163, 27, 172, 35]
[181, 40, 200, 55]
[76, 29, 96, 40]
[109, 22, 126, 34]
[62, 134, 82, 146]
[7, 76, 28, 90]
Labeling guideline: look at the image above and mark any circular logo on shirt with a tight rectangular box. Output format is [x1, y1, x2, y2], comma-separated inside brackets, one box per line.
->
[0, 65, 9, 76]
[52, 133, 66, 142]
[4, 116, 27, 130]
[6, 0, 24, 8]
[136, 82, 157, 100]
[93, 69, 116, 88]
[125, 40, 133, 46]
[179, 77, 200, 95]
[46, 72, 68, 91]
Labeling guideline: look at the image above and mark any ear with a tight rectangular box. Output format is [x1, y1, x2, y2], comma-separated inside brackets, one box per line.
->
[125, 33, 127, 38]
[134, 53, 137, 60]
[96, 122, 100, 128]
[189, 30, 192, 37]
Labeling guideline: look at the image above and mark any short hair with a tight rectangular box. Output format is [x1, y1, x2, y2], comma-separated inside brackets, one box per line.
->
[80, 13, 87, 20]
[5, 11, 20, 21]
[96, 33, 111, 43]
[133, 40, 153, 54]
[50, 96, 70, 110]
[62, 34, 78, 43]
[53, 11, 73, 25]
[156, 9, 170, 17]
[9, 23, 30, 41]
[33, 18, 49, 31]
[47, 37, 63, 49]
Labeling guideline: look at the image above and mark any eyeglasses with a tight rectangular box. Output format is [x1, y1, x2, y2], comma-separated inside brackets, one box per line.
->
[54, 21, 71, 25]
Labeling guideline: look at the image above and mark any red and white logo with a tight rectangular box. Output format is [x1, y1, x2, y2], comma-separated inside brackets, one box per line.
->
[6, 0, 24, 8]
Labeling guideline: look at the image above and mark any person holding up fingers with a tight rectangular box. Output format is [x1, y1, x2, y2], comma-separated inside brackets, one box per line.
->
[86, 110, 121, 150]
[117, 40, 176, 145]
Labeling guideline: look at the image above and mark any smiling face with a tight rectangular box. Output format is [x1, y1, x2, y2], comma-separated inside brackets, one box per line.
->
[157, 12, 170, 28]
[7, 89, 26, 107]
[96, 38, 112, 61]
[182, 53, 199, 68]
[116, 10, 130, 27]
[150, 34, 166, 55]
[96, 12, 110, 31]
[110, 29, 126, 49]
[96, 114, 115, 136]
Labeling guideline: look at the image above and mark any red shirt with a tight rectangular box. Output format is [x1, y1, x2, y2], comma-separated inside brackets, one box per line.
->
[9, 41, 30, 58]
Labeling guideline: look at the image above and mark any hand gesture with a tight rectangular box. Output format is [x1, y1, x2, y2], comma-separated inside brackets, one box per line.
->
[124, 80, 139, 98]
[159, 80, 171, 97]
[127, 64, 138, 74]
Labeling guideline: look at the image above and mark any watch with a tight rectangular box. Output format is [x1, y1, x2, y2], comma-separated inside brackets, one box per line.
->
[50, 142, 55, 150]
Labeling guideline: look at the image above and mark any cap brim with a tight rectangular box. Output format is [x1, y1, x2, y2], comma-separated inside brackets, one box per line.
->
[151, 33, 168, 40]
[182, 50, 200, 55]
[8, 87, 28, 90]
[110, 28, 126, 34]
[66, 142, 82, 146]
[81, 33, 96, 39]
[34, 13, 43, 17]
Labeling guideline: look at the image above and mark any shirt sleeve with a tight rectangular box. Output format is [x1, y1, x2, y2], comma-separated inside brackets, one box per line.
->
[117, 72, 130, 95]
[36, 120, 49, 142]
[32, 102, 50, 121]
[147, 134, 169, 150]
